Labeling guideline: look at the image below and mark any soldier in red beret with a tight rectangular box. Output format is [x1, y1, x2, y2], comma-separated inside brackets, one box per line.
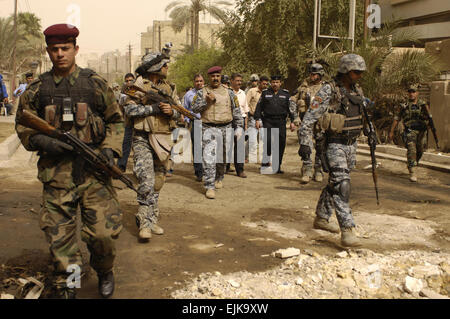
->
[15, 24, 124, 299]
[191, 66, 244, 199]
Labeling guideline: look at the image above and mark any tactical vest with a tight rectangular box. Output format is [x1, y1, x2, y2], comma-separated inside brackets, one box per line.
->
[38, 68, 105, 145]
[319, 80, 364, 139]
[201, 85, 233, 124]
[402, 100, 428, 131]
[132, 79, 177, 134]
[298, 81, 323, 114]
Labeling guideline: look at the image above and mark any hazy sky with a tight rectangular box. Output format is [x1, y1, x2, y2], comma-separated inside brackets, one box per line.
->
[0, 0, 234, 54]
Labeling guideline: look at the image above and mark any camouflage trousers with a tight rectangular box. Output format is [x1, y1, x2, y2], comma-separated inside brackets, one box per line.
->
[132, 132, 166, 224]
[404, 129, 427, 168]
[202, 123, 233, 190]
[39, 167, 122, 288]
[316, 142, 357, 229]
[298, 130, 322, 175]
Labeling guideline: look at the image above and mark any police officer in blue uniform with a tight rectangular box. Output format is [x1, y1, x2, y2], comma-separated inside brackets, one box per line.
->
[255, 75, 297, 173]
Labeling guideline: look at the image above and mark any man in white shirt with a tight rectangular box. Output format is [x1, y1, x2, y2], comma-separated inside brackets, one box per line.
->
[229, 73, 248, 178]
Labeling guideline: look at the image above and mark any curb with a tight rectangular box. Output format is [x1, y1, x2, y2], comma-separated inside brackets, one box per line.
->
[0, 134, 21, 161]
[357, 148, 450, 174]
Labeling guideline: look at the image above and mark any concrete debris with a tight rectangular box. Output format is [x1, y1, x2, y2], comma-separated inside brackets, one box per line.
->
[171, 250, 450, 299]
[272, 248, 301, 259]
[404, 276, 423, 294]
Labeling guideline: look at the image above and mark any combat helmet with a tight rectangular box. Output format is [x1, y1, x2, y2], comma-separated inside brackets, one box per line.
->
[338, 54, 367, 74]
[135, 43, 172, 77]
[250, 74, 260, 82]
[309, 63, 325, 77]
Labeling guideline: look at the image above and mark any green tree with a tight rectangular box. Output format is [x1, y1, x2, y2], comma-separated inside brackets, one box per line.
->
[0, 13, 45, 76]
[165, 0, 233, 50]
[168, 46, 226, 93]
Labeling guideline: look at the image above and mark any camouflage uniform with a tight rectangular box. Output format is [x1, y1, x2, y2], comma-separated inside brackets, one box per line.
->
[291, 78, 325, 178]
[299, 55, 367, 231]
[192, 85, 244, 191]
[124, 77, 181, 230]
[395, 99, 430, 168]
[15, 66, 124, 288]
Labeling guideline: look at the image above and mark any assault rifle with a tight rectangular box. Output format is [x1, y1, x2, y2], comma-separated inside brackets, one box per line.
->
[124, 85, 197, 121]
[425, 109, 440, 150]
[17, 110, 138, 193]
[361, 100, 380, 205]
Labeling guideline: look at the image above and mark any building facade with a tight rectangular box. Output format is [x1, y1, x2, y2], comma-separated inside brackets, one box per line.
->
[141, 20, 223, 56]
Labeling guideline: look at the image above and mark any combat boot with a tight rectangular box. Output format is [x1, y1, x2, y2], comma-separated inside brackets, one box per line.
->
[206, 189, 216, 199]
[341, 228, 362, 247]
[314, 170, 323, 182]
[98, 271, 115, 299]
[301, 166, 313, 184]
[215, 181, 223, 189]
[150, 223, 164, 235]
[313, 216, 340, 234]
[301, 175, 311, 183]
[136, 206, 152, 240]
[409, 167, 417, 182]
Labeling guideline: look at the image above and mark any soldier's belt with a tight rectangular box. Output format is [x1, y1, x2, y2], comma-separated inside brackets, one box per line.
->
[203, 122, 232, 127]
[327, 136, 357, 145]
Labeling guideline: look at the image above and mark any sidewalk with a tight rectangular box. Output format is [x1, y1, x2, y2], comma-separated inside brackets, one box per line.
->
[357, 144, 450, 173]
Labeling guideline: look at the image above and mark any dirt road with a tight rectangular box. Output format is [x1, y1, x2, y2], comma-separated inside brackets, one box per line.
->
[0, 131, 449, 298]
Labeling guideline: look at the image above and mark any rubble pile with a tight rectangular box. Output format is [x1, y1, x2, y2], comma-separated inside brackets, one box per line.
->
[172, 249, 450, 299]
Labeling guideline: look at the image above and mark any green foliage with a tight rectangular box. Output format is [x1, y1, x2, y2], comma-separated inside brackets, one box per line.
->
[0, 12, 45, 75]
[168, 46, 226, 93]
[219, 0, 366, 79]
[165, 0, 233, 49]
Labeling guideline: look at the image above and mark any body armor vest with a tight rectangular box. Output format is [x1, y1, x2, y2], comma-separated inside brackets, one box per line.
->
[38, 68, 105, 145]
[133, 79, 176, 134]
[402, 100, 428, 130]
[201, 85, 233, 124]
[323, 81, 364, 139]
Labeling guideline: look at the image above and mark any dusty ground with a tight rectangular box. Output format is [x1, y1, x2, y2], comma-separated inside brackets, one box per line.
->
[0, 131, 449, 299]
[0, 123, 14, 143]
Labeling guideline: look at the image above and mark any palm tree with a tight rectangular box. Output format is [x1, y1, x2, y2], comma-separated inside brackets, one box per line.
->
[165, 0, 233, 50]
[0, 13, 45, 75]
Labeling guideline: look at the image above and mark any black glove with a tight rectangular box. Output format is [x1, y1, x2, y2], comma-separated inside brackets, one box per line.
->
[150, 103, 161, 115]
[29, 134, 73, 155]
[298, 144, 312, 160]
[368, 131, 377, 149]
[101, 148, 115, 167]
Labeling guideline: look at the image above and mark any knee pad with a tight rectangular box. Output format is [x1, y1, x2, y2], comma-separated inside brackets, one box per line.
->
[154, 173, 166, 192]
[339, 179, 351, 202]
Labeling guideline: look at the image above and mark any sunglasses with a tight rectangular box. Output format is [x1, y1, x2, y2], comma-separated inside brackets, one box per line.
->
[352, 70, 363, 75]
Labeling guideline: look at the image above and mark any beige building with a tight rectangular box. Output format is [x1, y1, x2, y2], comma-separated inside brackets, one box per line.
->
[379, 0, 450, 45]
[141, 20, 223, 56]
[379, 0, 450, 151]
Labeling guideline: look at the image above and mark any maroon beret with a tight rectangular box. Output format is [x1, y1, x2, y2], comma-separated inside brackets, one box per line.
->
[44, 24, 79, 45]
[207, 66, 222, 74]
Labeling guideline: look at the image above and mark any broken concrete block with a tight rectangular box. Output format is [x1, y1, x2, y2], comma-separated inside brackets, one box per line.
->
[273, 248, 301, 259]
[404, 276, 424, 294]
[419, 288, 450, 299]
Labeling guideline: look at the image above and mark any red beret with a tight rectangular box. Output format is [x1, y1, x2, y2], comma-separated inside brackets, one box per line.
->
[207, 66, 222, 74]
[44, 24, 79, 45]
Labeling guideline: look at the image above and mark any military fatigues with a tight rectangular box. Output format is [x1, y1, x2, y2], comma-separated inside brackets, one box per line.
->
[395, 100, 430, 168]
[192, 84, 244, 190]
[291, 79, 325, 177]
[15, 66, 124, 287]
[254, 88, 296, 170]
[124, 78, 181, 228]
[299, 79, 366, 230]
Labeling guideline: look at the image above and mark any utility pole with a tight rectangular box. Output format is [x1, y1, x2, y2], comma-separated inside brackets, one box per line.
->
[106, 57, 110, 83]
[158, 23, 162, 52]
[10, 0, 18, 96]
[364, 0, 371, 42]
[128, 44, 132, 74]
